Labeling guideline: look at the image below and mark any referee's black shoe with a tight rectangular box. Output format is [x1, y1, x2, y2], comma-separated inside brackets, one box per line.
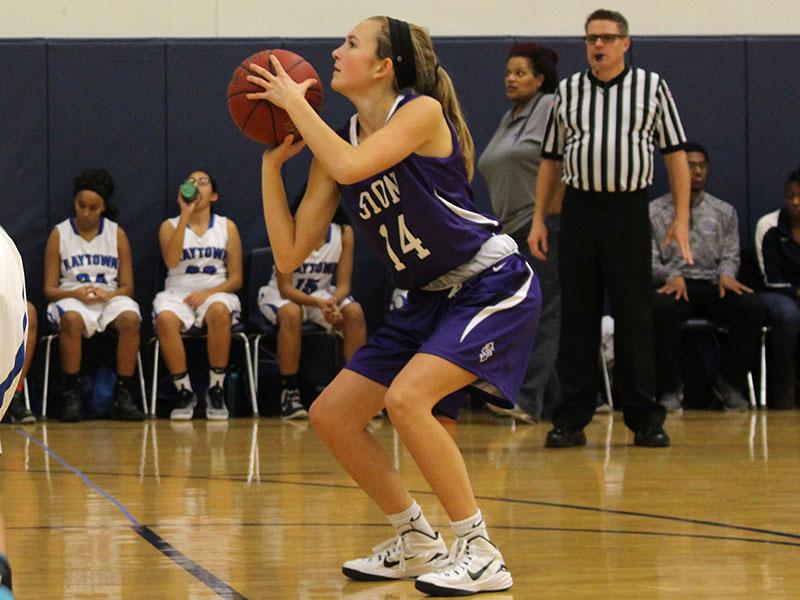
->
[544, 427, 587, 448]
[633, 425, 671, 447]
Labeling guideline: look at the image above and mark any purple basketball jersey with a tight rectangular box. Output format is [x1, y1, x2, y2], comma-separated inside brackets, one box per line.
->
[337, 95, 501, 290]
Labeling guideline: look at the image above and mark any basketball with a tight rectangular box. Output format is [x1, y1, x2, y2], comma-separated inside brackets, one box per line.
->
[227, 49, 323, 146]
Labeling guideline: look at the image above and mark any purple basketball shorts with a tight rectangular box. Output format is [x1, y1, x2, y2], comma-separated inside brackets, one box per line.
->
[346, 252, 541, 411]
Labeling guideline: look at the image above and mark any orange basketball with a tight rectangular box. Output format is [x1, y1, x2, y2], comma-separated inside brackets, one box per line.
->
[227, 49, 323, 145]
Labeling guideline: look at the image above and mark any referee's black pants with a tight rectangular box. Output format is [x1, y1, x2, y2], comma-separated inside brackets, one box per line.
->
[553, 187, 666, 433]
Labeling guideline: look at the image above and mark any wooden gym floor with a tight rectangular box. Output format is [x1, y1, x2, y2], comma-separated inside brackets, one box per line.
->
[1, 409, 799, 599]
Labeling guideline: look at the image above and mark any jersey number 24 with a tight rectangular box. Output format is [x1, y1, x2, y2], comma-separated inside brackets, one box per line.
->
[75, 273, 107, 284]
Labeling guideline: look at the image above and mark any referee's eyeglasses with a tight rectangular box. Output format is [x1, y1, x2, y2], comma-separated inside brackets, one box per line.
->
[688, 161, 708, 171]
[584, 34, 626, 44]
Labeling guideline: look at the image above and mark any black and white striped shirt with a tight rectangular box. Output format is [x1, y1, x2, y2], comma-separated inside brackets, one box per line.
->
[541, 66, 686, 193]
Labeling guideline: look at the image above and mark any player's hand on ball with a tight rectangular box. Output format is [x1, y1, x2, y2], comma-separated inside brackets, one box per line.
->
[262, 135, 306, 167]
[246, 55, 317, 110]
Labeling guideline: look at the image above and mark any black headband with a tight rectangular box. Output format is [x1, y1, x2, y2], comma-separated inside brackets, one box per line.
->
[387, 17, 416, 89]
[76, 182, 113, 201]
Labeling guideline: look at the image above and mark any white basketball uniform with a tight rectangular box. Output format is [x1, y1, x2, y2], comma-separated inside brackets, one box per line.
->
[46, 218, 141, 337]
[258, 223, 354, 332]
[0, 226, 28, 421]
[152, 214, 241, 331]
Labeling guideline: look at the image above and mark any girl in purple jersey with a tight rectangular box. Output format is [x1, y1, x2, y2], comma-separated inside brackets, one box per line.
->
[249, 17, 540, 596]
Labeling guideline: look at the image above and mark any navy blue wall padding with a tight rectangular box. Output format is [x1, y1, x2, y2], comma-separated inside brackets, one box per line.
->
[527, 39, 589, 79]
[0, 41, 48, 307]
[1, 35, 799, 346]
[246, 246, 274, 330]
[747, 38, 800, 244]
[436, 38, 514, 213]
[633, 38, 750, 240]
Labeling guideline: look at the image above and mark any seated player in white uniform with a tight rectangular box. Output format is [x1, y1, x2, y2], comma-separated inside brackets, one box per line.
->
[258, 207, 366, 418]
[0, 226, 26, 599]
[153, 170, 243, 421]
[43, 169, 145, 422]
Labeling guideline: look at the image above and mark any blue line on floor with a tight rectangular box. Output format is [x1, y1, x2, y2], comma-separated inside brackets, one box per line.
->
[16, 429, 248, 600]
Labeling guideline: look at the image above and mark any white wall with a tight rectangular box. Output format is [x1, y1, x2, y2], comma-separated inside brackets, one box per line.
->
[1, 0, 798, 38]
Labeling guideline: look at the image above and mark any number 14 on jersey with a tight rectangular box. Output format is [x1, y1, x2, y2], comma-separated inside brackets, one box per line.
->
[378, 214, 430, 272]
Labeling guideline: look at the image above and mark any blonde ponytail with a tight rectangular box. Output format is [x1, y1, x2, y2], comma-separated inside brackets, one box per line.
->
[369, 16, 475, 181]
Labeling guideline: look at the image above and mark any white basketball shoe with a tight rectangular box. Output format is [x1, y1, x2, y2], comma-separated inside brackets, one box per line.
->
[342, 529, 448, 581]
[280, 388, 308, 420]
[415, 533, 512, 596]
[205, 385, 230, 421]
[170, 388, 197, 421]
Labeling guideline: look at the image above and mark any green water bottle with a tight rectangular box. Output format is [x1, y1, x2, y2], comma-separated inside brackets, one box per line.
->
[180, 180, 198, 202]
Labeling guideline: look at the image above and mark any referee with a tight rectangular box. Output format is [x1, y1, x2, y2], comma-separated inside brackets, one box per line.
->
[528, 9, 693, 448]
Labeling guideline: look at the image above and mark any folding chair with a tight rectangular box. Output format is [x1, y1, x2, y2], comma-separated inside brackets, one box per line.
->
[40, 329, 147, 418]
[599, 349, 614, 409]
[679, 318, 763, 409]
[598, 315, 615, 410]
[148, 322, 257, 417]
[757, 325, 770, 408]
[596, 318, 766, 410]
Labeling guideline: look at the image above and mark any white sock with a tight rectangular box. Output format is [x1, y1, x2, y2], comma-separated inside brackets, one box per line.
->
[209, 368, 226, 389]
[173, 373, 192, 392]
[387, 500, 436, 537]
[451, 509, 486, 538]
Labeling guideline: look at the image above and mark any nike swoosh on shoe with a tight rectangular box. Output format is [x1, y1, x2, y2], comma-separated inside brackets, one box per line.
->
[468, 558, 496, 581]
[425, 553, 445, 563]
